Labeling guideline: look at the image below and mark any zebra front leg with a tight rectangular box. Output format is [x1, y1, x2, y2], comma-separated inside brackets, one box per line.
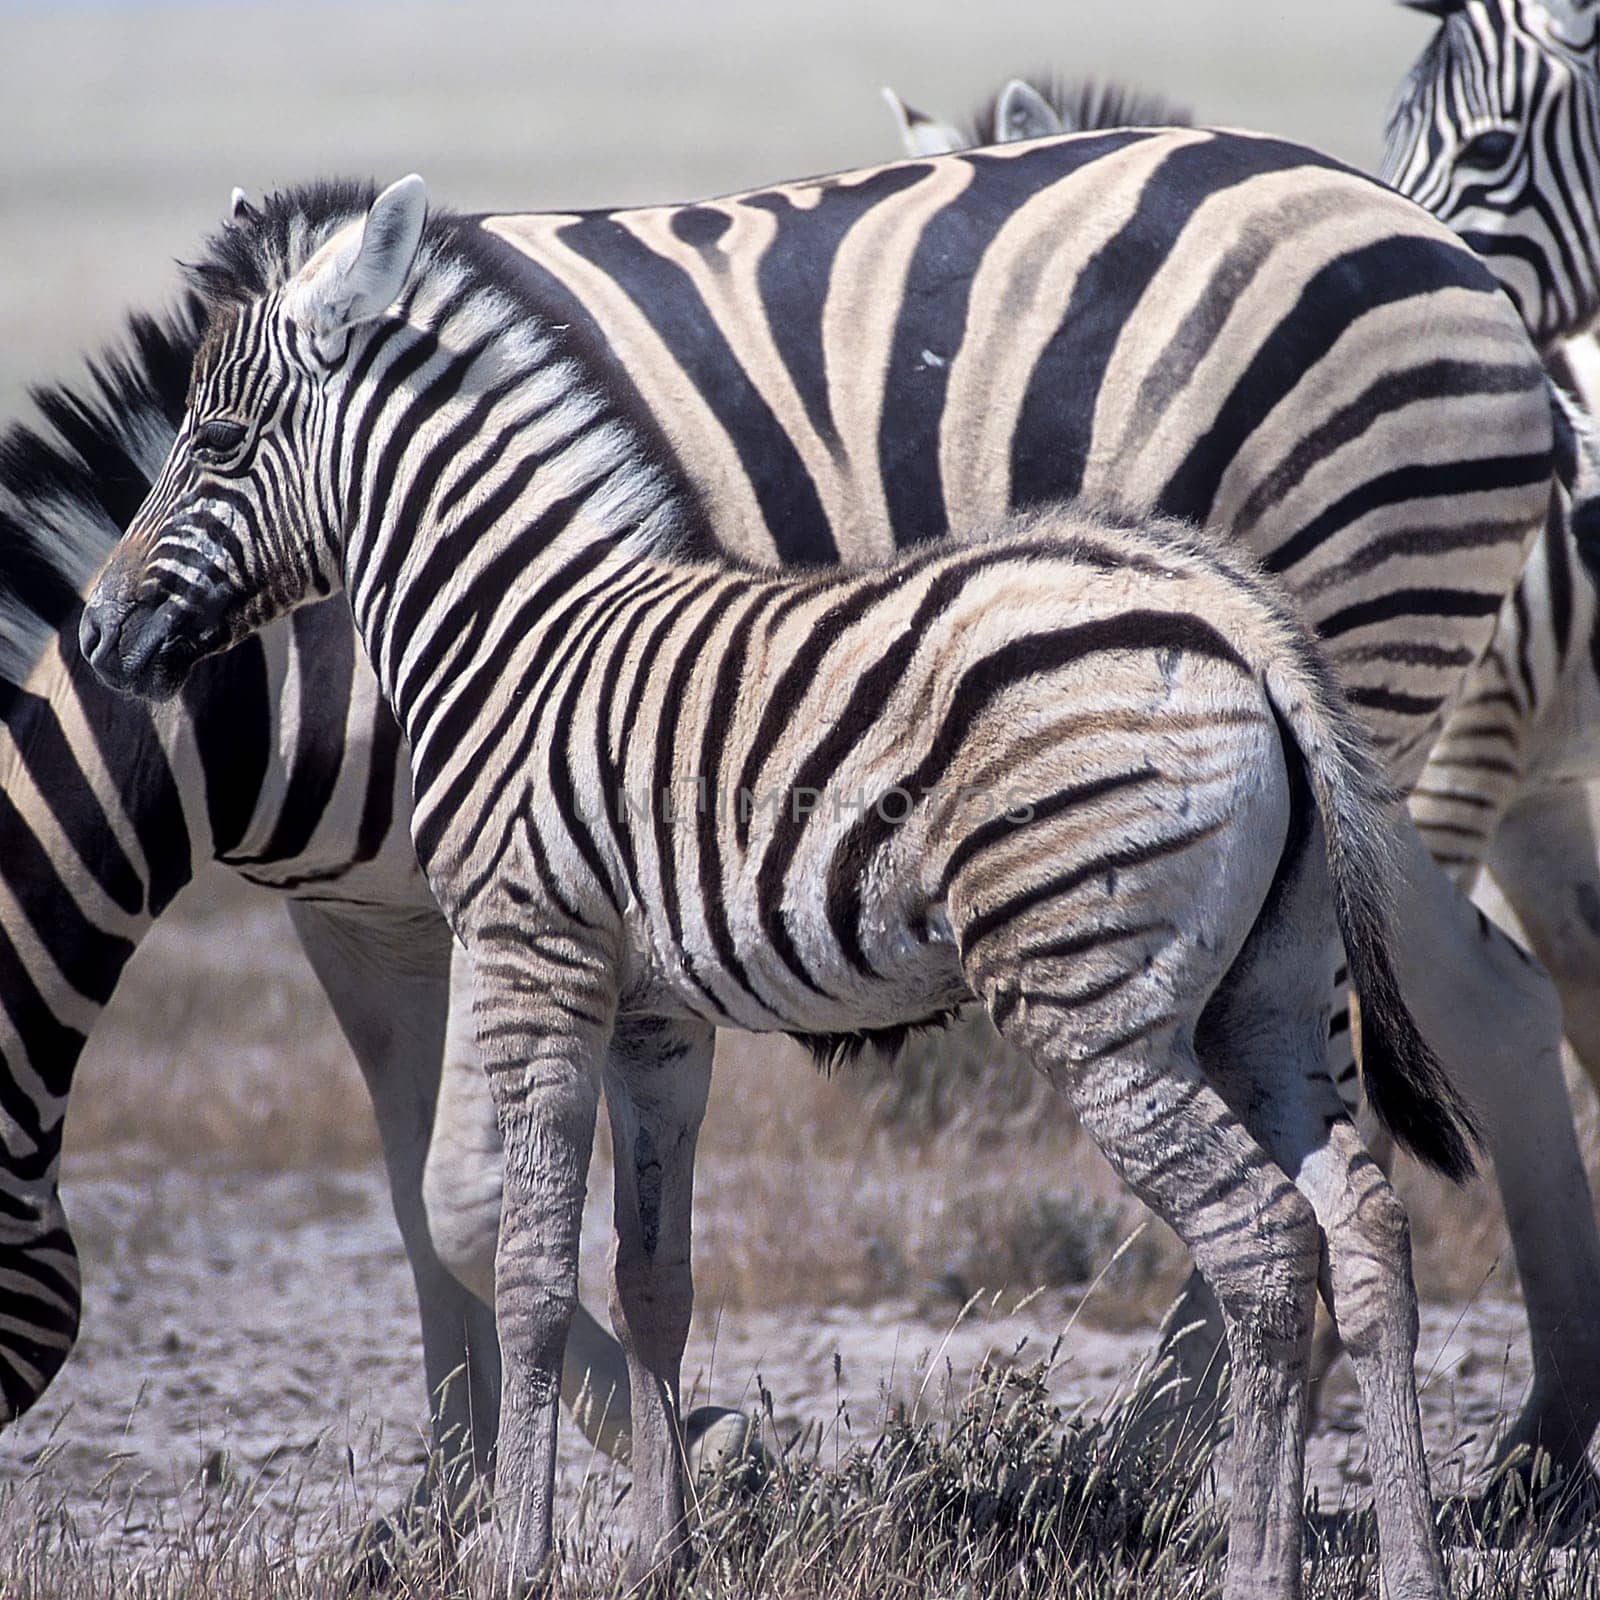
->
[603, 1017, 713, 1581]
[427, 939, 635, 1461]
[286, 903, 502, 1531]
[1385, 817, 1600, 1486]
[424, 943, 758, 1476]
[426, 988, 633, 1457]
[470, 940, 611, 1594]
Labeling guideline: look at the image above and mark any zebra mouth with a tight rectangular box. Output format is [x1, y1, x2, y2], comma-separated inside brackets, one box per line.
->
[78, 595, 210, 703]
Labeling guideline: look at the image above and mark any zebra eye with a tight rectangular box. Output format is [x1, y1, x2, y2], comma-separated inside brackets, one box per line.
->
[1457, 128, 1517, 171]
[191, 417, 248, 460]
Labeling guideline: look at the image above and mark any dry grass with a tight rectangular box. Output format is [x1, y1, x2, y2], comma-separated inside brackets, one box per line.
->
[2, 1344, 1598, 1599]
[64, 874, 380, 1170]
[689, 1028, 1183, 1324]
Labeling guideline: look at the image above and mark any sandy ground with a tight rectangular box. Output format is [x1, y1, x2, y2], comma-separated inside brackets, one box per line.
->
[0, 1157, 1538, 1558]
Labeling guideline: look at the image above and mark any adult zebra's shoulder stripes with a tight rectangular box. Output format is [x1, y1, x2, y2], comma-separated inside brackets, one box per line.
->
[0, 296, 682, 1516]
[90, 250, 1477, 1592]
[74, 147, 1600, 1517]
[1382, 0, 1600, 350]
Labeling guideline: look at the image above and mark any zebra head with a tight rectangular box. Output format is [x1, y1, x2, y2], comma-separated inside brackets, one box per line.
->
[80, 175, 428, 701]
[882, 77, 1194, 160]
[1381, 0, 1600, 347]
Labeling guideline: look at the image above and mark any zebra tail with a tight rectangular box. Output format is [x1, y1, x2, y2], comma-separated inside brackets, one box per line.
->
[1262, 659, 1484, 1185]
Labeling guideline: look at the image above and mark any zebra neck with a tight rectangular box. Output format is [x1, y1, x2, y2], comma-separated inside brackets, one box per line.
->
[331, 332, 687, 801]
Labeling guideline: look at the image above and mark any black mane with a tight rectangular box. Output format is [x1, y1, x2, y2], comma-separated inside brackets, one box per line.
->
[184, 177, 381, 310]
[965, 74, 1194, 145]
[0, 297, 205, 681]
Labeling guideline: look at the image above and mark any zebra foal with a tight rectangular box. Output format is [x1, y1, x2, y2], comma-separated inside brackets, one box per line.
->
[79, 175, 1477, 1599]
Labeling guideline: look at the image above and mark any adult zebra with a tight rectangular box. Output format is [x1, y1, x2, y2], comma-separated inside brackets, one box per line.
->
[0, 296, 750, 1525]
[888, 59, 1600, 1501]
[76, 142, 1595, 1580]
[1383, 0, 1600, 352]
[1380, 0, 1600, 1149]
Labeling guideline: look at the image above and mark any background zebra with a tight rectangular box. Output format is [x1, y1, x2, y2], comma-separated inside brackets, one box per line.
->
[68, 142, 1595, 1564]
[888, 53, 1600, 1491]
[1382, 0, 1600, 351]
[87, 249, 1480, 1596]
[1381, 0, 1600, 1163]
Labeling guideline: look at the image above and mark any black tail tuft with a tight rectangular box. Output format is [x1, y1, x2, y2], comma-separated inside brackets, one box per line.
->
[1346, 926, 1482, 1185]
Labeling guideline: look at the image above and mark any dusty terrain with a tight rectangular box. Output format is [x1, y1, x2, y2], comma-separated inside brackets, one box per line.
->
[0, 883, 1555, 1567]
[0, 1112, 1547, 1555]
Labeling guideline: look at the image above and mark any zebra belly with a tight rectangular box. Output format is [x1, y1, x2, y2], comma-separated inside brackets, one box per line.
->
[615, 902, 972, 1037]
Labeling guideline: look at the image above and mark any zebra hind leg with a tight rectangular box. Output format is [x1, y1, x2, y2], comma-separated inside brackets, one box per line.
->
[1383, 814, 1600, 1501]
[973, 982, 1320, 1600]
[1195, 877, 1447, 1600]
[1128, 968, 1369, 1466]
[601, 1017, 714, 1583]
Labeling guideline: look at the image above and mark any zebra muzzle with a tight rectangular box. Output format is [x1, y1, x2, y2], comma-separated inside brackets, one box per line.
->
[79, 588, 202, 702]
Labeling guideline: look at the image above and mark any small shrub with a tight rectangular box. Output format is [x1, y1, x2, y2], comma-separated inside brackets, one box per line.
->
[844, 1009, 1049, 1145]
[691, 1356, 1212, 1598]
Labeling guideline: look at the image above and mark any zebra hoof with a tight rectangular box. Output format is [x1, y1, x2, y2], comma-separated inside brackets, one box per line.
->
[684, 1404, 772, 1492]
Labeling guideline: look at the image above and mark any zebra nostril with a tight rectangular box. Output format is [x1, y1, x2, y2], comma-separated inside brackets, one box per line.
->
[77, 606, 107, 667]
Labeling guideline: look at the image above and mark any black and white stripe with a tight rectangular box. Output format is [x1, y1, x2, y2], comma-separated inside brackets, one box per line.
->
[1382, 0, 1600, 349]
[87, 175, 1491, 1587]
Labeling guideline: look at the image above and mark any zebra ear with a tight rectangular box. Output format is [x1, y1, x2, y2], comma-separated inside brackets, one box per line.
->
[882, 87, 964, 157]
[994, 80, 1066, 142]
[292, 173, 428, 337]
[1398, 0, 1465, 17]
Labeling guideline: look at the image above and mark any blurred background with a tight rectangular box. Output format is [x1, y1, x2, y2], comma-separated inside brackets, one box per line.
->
[0, 0, 1565, 1556]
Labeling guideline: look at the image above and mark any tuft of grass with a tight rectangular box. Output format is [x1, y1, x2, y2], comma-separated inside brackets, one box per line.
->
[689, 1353, 1214, 1600]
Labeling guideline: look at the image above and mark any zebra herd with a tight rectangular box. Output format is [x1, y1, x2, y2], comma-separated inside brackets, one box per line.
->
[0, 0, 1597, 1593]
